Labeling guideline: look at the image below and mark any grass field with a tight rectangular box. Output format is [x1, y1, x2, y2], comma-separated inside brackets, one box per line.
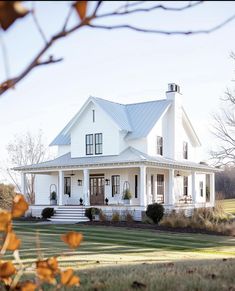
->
[222, 199, 235, 214]
[7, 223, 235, 290]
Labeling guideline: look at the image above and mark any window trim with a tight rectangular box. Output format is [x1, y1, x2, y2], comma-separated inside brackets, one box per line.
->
[111, 175, 120, 197]
[85, 134, 93, 155]
[157, 136, 163, 156]
[95, 133, 103, 155]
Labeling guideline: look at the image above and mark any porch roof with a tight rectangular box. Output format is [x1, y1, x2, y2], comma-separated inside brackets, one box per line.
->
[14, 147, 218, 173]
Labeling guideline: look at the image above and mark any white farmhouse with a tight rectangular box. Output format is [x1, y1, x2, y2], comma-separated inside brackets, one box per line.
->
[16, 84, 217, 221]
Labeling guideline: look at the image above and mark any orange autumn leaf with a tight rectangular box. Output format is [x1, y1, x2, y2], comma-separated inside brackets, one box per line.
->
[11, 194, 28, 218]
[36, 257, 59, 284]
[5, 231, 21, 251]
[0, 261, 16, 278]
[0, 1, 29, 30]
[74, 1, 87, 21]
[0, 210, 11, 232]
[61, 232, 83, 249]
[17, 280, 37, 291]
[61, 268, 80, 287]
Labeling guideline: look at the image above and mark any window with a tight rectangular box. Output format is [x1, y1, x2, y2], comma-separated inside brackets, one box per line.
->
[85, 134, 93, 155]
[200, 181, 203, 197]
[157, 136, 163, 155]
[95, 133, 103, 154]
[135, 175, 138, 198]
[183, 176, 188, 196]
[157, 174, 164, 203]
[111, 175, 120, 197]
[183, 141, 188, 159]
[92, 110, 95, 122]
[64, 177, 71, 197]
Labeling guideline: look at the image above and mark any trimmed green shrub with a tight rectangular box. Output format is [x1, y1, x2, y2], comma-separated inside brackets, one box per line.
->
[146, 203, 164, 224]
[41, 207, 55, 219]
[85, 207, 100, 221]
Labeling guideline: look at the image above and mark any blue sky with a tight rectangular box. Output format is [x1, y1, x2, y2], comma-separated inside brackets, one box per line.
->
[0, 1, 235, 169]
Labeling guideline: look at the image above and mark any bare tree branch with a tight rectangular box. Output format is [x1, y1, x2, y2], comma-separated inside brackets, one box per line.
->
[98, 1, 204, 18]
[88, 13, 235, 35]
[0, 1, 234, 97]
[31, 2, 48, 44]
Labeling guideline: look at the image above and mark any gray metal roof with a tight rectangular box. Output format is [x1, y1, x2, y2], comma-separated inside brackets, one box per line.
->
[15, 147, 217, 172]
[50, 97, 172, 145]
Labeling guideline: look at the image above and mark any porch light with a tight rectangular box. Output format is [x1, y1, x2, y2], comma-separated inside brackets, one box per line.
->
[176, 171, 181, 177]
[77, 179, 82, 186]
[105, 179, 110, 185]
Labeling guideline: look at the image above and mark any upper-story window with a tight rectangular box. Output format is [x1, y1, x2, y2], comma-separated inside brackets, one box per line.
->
[200, 181, 203, 197]
[183, 141, 188, 159]
[92, 110, 95, 122]
[85, 134, 93, 155]
[95, 133, 103, 154]
[85, 133, 103, 155]
[157, 136, 163, 155]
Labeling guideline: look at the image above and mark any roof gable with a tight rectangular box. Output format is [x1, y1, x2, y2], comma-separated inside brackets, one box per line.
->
[50, 97, 172, 146]
[182, 108, 201, 146]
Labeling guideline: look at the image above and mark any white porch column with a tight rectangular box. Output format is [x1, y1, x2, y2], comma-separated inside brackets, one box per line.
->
[168, 169, 175, 205]
[83, 169, 90, 206]
[192, 171, 196, 204]
[140, 166, 147, 207]
[58, 170, 64, 206]
[21, 172, 26, 195]
[210, 173, 215, 207]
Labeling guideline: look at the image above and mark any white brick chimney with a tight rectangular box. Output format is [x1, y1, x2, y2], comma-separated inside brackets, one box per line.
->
[166, 83, 183, 159]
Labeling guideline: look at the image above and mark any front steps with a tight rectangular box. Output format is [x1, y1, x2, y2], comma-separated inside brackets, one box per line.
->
[49, 206, 89, 223]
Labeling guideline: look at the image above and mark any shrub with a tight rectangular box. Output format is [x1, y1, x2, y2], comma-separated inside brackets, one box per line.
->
[41, 207, 55, 219]
[99, 210, 107, 222]
[146, 203, 164, 224]
[112, 211, 120, 222]
[125, 211, 134, 223]
[85, 207, 100, 221]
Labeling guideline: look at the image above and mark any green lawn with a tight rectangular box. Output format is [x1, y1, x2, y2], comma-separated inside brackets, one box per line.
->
[4, 223, 234, 290]
[222, 198, 235, 214]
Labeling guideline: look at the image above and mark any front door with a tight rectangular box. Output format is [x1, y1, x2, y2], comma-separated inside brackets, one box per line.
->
[90, 176, 105, 205]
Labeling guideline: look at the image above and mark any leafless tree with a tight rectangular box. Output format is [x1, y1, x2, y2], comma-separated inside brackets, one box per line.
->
[6, 130, 48, 204]
[0, 1, 235, 97]
[211, 53, 235, 167]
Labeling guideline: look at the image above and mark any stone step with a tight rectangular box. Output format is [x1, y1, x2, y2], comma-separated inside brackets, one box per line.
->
[53, 214, 86, 218]
[49, 217, 89, 223]
[56, 210, 86, 214]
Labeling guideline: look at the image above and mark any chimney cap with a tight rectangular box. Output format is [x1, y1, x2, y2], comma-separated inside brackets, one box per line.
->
[167, 83, 180, 93]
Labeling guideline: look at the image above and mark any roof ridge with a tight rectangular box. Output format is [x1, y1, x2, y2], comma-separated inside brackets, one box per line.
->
[125, 99, 169, 106]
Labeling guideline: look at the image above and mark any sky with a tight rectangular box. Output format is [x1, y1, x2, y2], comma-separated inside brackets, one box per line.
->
[0, 1, 235, 180]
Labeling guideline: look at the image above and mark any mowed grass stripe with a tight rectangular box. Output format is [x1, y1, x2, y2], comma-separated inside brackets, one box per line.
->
[14, 224, 235, 251]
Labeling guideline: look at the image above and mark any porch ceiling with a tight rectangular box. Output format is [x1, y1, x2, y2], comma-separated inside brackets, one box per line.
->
[14, 147, 218, 174]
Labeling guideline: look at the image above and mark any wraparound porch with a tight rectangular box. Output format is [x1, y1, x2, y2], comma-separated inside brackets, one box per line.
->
[21, 164, 215, 209]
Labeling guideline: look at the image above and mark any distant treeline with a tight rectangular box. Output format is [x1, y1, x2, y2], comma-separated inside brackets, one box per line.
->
[215, 167, 235, 199]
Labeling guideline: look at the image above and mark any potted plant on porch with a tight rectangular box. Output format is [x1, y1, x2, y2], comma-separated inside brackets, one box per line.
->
[122, 189, 132, 205]
[50, 191, 57, 205]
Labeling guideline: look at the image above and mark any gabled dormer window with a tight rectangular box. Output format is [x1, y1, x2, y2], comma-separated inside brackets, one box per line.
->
[157, 136, 163, 155]
[183, 141, 188, 159]
[85, 134, 93, 155]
